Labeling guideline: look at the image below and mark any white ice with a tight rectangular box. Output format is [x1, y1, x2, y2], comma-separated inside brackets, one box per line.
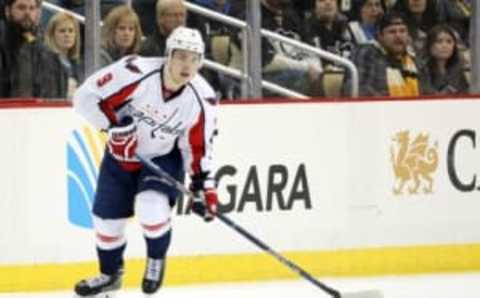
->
[1, 272, 479, 298]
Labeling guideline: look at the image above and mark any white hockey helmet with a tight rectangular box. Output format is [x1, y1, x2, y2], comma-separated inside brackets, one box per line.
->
[166, 26, 205, 65]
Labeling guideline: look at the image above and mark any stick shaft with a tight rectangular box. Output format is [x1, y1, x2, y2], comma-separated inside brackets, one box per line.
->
[137, 154, 341, 298]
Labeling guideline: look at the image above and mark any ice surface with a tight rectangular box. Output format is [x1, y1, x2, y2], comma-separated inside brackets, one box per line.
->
[0, 272, 479, 298]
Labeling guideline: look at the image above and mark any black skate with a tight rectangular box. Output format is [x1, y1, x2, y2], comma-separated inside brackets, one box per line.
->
[142, 258, 166, 296]
[74, 270, 123, 297]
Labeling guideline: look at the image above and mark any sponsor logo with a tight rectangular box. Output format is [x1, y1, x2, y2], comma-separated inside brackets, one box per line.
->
[176, 164, 312, 215]
[447, 129, 479, 192]
[66, 125, 312, 221]
[67, 126, 106, 229]
[390, 130, 439, 195]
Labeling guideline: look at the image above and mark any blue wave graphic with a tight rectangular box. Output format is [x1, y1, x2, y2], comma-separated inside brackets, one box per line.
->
[67, 128, 102, 229]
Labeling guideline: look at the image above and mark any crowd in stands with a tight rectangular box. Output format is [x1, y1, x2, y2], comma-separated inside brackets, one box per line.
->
[0, 0, 473, 100]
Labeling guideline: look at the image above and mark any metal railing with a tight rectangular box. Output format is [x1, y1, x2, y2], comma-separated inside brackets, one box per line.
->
[185, 1, 359, 98]
[42, 1, 359, 98]
[42, 1, 85, 23]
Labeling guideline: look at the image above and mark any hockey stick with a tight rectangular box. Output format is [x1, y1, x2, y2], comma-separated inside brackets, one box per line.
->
[136, 154, 383, 298]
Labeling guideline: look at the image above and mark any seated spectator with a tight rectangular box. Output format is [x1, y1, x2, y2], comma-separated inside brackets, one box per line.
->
[344, 12, 423, 97]
[44, 11, 83, 98]
[232, 0, 322, 97]
[99, 5, 143, 67]
[347, 0, 386, 45]
[391, 0, 444, 55]
[304, 0, 353, 68]
[0, 0, 67, 99]
[419, 24, 469, 94]
[140, 0, 186, 56]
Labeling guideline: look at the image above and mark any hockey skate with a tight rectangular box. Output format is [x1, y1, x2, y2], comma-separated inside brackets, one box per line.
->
[142, 258, 166, 297]
[74, 270, 123, 298]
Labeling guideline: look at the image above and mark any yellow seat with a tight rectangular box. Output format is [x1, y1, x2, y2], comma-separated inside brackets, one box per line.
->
[321, 71, 345, 97]
[210, 35, 231, 65]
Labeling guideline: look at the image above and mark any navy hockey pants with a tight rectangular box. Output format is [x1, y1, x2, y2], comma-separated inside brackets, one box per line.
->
[92, 147, 184, 219]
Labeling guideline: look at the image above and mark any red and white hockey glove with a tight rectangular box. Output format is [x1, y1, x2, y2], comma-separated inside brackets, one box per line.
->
[189, 176, 218, 222]
[107, 116, 141, 171]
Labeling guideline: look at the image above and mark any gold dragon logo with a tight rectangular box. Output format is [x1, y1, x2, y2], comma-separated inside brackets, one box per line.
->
[390, 131, 439, 195]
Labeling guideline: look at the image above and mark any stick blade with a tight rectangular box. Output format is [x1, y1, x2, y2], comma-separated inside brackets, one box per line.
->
[341, 289, 384, 298]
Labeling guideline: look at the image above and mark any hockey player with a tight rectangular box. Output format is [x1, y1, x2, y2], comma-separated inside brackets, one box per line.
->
[72, 26, 218, 297]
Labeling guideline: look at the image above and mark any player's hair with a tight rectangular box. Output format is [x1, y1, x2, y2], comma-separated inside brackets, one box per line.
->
[101, 5, 144, 54]
[44, 12, 81, 61]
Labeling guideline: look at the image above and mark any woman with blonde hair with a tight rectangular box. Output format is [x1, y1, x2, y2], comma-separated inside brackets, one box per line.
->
[45, 11, 83, 99]
[100, 5, 143, 67]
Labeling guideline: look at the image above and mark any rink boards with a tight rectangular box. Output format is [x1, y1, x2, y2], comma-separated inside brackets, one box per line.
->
[1, 98, 480, 292]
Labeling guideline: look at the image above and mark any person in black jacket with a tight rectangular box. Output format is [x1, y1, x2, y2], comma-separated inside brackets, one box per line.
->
[231, 0, 322, 96]
[304, 0, 353, 69]
[0, 0, 67, 99]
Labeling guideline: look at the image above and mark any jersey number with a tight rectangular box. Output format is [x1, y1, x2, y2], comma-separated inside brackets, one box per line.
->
[97, 73, 113, 87]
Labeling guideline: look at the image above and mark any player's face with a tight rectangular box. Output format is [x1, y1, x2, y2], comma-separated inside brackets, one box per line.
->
[168, 49, 202, 85]
[378, 23, 409, 57]
[430, 31, 455, 62]
[114, 18, 136, 51]
[5, 0, 38, 32]
[54, 19, 76, 54]
[360, 0, 384, 26]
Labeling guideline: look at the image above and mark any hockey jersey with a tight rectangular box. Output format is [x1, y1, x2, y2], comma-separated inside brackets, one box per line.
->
[73, 55, 218, 180]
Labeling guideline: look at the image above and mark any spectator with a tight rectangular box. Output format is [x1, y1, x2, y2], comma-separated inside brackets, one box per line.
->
[44, 11, 83, 98]
[304, 0, 353, 68]
[0, 0, 67, 99]
[232, 0, 322, 96]
[140, 0, 186, 57]
[347, 0, 386, 45]
[419, 24, 469, 94]
[391, 0, 444, 55]
[344, 12, 422, 97]
[100, 5, 143, 67]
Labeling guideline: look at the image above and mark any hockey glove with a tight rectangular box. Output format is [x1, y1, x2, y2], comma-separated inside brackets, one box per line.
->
[189, 175, 218, 221]
[107, 116, 141, 171]
[190, 188, 218, 222]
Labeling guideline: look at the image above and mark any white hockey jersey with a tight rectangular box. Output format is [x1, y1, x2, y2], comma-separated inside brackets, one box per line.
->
[73, 55, 218, 179]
